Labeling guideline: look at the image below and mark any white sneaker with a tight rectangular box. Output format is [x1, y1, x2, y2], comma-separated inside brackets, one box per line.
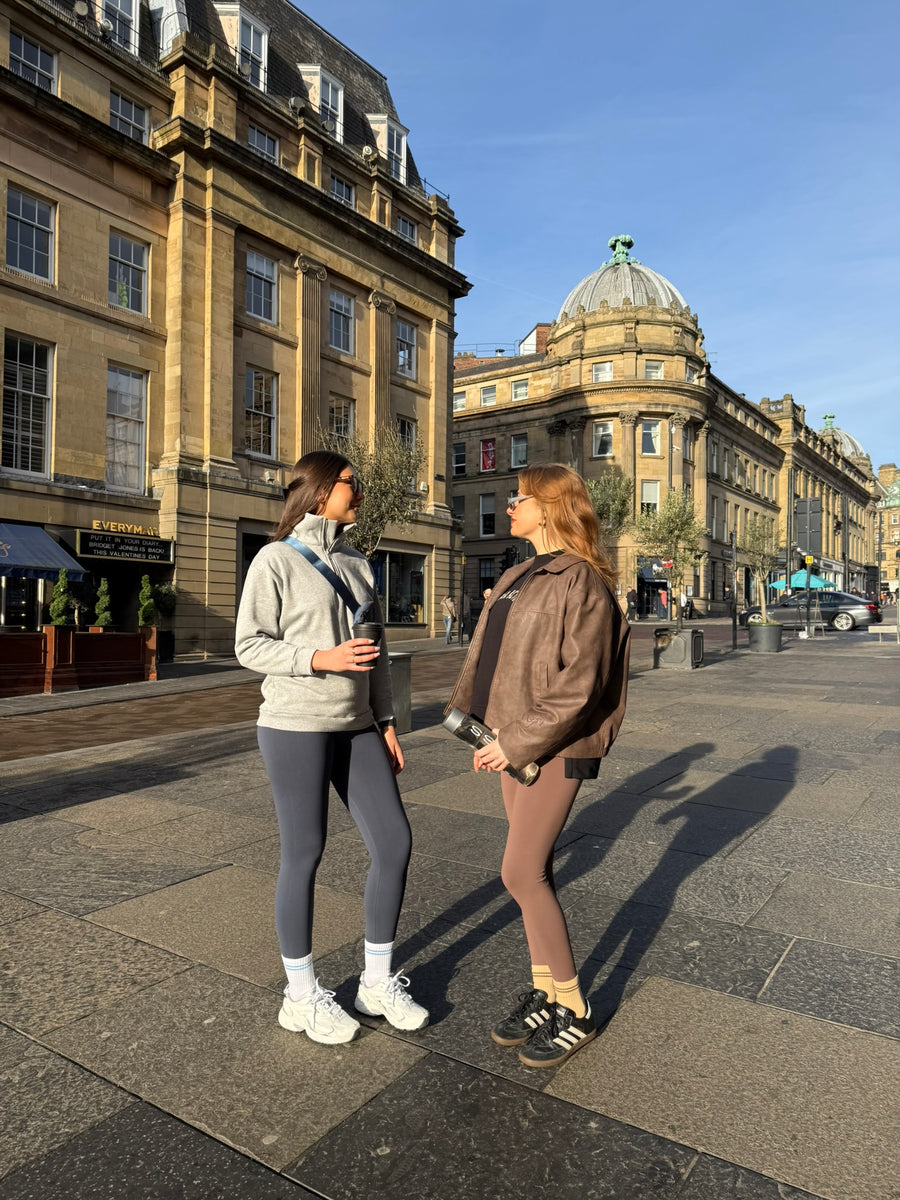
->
[278, 981, 360, 1045]
[354, 972, 429, 1031]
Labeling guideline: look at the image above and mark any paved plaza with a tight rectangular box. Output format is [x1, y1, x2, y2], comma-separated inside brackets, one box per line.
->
[1, 625, 898, 1199]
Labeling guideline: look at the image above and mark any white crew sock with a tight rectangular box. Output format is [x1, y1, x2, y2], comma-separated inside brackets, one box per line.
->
[282, 953, 315, 1001]
[363, 940, 394, 987]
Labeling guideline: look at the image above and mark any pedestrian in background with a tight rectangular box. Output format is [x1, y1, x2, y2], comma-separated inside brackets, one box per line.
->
[625, 586, 637, 621]
[235, 450, 427, 1045]
[446, 464, 630, 1067]
[441, 594, 457, 644]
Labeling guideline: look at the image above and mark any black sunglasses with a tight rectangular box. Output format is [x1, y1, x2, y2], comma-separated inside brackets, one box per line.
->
[335, 473, 364, 495]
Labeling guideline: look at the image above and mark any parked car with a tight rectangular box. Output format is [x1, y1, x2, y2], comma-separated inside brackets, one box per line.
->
[740, 590, 883, 631]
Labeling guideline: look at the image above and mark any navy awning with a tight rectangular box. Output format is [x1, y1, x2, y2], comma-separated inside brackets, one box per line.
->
[0, 523, 86, 581]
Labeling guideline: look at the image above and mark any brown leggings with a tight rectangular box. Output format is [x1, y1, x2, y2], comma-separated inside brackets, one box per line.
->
[500, 757, 582, 982]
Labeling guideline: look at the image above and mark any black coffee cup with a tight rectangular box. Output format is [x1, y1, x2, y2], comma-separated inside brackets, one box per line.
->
[352, 621, 383, 645]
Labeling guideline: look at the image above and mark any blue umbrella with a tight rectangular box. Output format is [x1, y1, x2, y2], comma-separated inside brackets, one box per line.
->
[770, 571, 837, 591]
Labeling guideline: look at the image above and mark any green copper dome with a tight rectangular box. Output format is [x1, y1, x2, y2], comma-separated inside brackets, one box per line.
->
[557, 236, 687, 321]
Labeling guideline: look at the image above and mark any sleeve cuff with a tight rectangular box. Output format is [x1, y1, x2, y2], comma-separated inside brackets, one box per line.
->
[377, 717, 397, 729]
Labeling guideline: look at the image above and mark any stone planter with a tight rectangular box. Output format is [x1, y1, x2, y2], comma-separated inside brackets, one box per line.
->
[747, 623, 783, 653]
[88, 626, 113, 633]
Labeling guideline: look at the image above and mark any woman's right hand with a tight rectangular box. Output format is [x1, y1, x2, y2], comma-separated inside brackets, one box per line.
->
[311, 638, 380, 674]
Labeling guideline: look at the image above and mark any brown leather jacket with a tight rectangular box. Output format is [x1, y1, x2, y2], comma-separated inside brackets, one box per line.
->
[445, 554, 630, 770]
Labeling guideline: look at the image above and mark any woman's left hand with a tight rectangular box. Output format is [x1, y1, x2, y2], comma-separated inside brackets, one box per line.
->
[381, 726, 405, 775]
[473, 731, 509, 773]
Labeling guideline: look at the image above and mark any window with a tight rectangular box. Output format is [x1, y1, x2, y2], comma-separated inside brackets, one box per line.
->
[244, 368, 276, 457]
[640, 480, 659, 513]
[641, 420, 661, 455]
[452, 390, 466, 413]
[2, 334, 51, 474]
[6, 188, 54, 280]
[106, 365, 145, 490]
[480, 438, 496, 472]
[397, 416, 416, 448]
[109, 91, 146, 142]
[396, 215, 417, 244]
[452, 442, 465, 476]
[511, 379, 529, 401]
[710, 440, 718, 474]
[479, 558, 495, 588]
[108, 233, 147, 313]
[479, 494, 495, 537]
[239, 16, 267, 89]
[592, 361, 613, 383]
[330, 174, 354, 208]
[685, 364, 698, 383]
[320, 72, 343, 140]
[104, 0, 136, 52]
[10, 30, 55, 91]
[592, 420, 613, 457]
[396, 320, 416, 378]
[387, 123, 407, 183]
[248, 124, 278, 163]
[451, 494, 465, 521]
[710, 496, 718, 539]
[682, 424, 694, 461]
[329, 289, 354, 353]
[370, 548, 425, 624]
[510, 433, 527, 469]
[329, 398, 354, 438]
[644, 360, 664, 380]
[480, 385, 496, 407]
[245, 251, 277, 322]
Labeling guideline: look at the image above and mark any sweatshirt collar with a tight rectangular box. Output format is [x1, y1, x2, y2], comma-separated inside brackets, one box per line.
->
[293, 512, 356, 554]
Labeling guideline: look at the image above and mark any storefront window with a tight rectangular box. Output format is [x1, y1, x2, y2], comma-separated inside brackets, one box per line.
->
[371, 549, 425, 624]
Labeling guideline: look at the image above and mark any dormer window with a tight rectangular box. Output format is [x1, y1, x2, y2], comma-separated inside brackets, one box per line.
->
[320, 72, 344, 141]
[239, 15, 268, 90]
[387, 123, 406, 183]
[104, 0, 137, 54]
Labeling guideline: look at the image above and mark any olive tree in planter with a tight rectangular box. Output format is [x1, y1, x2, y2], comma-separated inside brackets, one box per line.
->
[90, 577, 113, 631]
[740, 517, 783, 652]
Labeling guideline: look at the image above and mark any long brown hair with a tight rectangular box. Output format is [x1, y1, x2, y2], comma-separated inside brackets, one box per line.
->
[271, 450, 352, 541]
[518, 463, 617, 591]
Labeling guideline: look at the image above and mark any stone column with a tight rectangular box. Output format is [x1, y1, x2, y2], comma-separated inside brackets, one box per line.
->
[204, 212, 238, 471]
[670, 415, 687, 491]
[430, 317, 454, 512]
[618, 413, 637, 519]
[295, 255, 327, 456]
[569, 415, 588, 474]
[695, 421, 710, 524]
[546, 417, 568, 464]
[368, 290, 397, 436]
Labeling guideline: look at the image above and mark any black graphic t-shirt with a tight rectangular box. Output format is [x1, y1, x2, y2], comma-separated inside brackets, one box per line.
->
[469, 554, 556, 723]
[469, 551, 602, 780]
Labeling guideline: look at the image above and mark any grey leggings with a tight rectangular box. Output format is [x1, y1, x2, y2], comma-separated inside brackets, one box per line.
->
[258, 726, 412, 959]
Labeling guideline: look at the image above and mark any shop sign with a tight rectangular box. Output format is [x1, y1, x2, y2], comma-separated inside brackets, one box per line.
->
[76, 529, 174, 563]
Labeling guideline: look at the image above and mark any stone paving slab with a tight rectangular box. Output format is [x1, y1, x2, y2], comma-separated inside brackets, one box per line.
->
[87, 866, 363, 986]
[569, 792, 769, 856]
[290, 1054, 696, 1200]
[44, 965, 426, 1170]
[748, 872, 900, 957]
[849, 791, 900, 834]
[729, 816, 900, 886]
[0, 890, 42, 926]
[678, 1155, 826, 1199]
[0, 1026, 133, 1180]
[556, 834, 787, 923]
[0, 1102, 321, 1199]
[759, 939, 900, 1038]
[565, 892, 791, 997]
[0, 815, 220, 915]
[99, 809, 276, 858]
[0, 909, 189, 1036]
[401, 768, 505, 816]
[53, 793, 208, 833]
[546, 978, 900, 1200]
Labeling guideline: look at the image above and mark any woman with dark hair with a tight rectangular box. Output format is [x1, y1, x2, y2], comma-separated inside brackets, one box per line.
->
[236, 450, 427, 1044]
[446, 463, 630, 1066]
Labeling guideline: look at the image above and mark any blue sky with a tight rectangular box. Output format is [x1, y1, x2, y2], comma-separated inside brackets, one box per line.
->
[300, 0, 899, 465]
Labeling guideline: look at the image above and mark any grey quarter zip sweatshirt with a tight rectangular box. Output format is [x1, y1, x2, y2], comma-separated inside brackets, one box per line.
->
[234, 513, 394, 732]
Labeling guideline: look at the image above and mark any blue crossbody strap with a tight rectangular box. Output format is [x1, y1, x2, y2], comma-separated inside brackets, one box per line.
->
[283, 536, 372, 624]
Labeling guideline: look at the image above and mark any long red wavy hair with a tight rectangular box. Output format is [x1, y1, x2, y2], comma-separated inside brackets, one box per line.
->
[517, 463, 617, 591]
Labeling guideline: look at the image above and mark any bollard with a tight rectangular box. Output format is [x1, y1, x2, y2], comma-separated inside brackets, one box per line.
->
[388, 652, 412, 733]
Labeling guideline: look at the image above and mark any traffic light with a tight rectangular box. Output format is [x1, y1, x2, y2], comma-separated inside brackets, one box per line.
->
[795, 498, 822, 557]
[501, 546, 518, 569]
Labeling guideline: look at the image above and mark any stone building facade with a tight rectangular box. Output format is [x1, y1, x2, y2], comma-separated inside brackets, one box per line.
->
[451, 237, 878, 616]
[876, 463, 900, 596]
[1, 0, 467, 649]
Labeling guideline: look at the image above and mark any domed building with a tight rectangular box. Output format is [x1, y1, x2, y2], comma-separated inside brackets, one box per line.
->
[451, 236, 880, 616]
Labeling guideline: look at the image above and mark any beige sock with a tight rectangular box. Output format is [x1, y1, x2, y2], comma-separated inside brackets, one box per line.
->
[553, 975, 587, 1018]
[531, 965, 555, 1002]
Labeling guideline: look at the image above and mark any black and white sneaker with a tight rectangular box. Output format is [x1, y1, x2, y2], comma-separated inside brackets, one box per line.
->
[517, 1003, 596, 1067]
[491, 988, 553, 1046]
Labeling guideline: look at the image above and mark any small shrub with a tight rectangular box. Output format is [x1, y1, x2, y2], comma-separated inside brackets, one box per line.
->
[94, 578, 113, 627]
[138, 574, 156, 626]
[49, 569, 74, 626]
